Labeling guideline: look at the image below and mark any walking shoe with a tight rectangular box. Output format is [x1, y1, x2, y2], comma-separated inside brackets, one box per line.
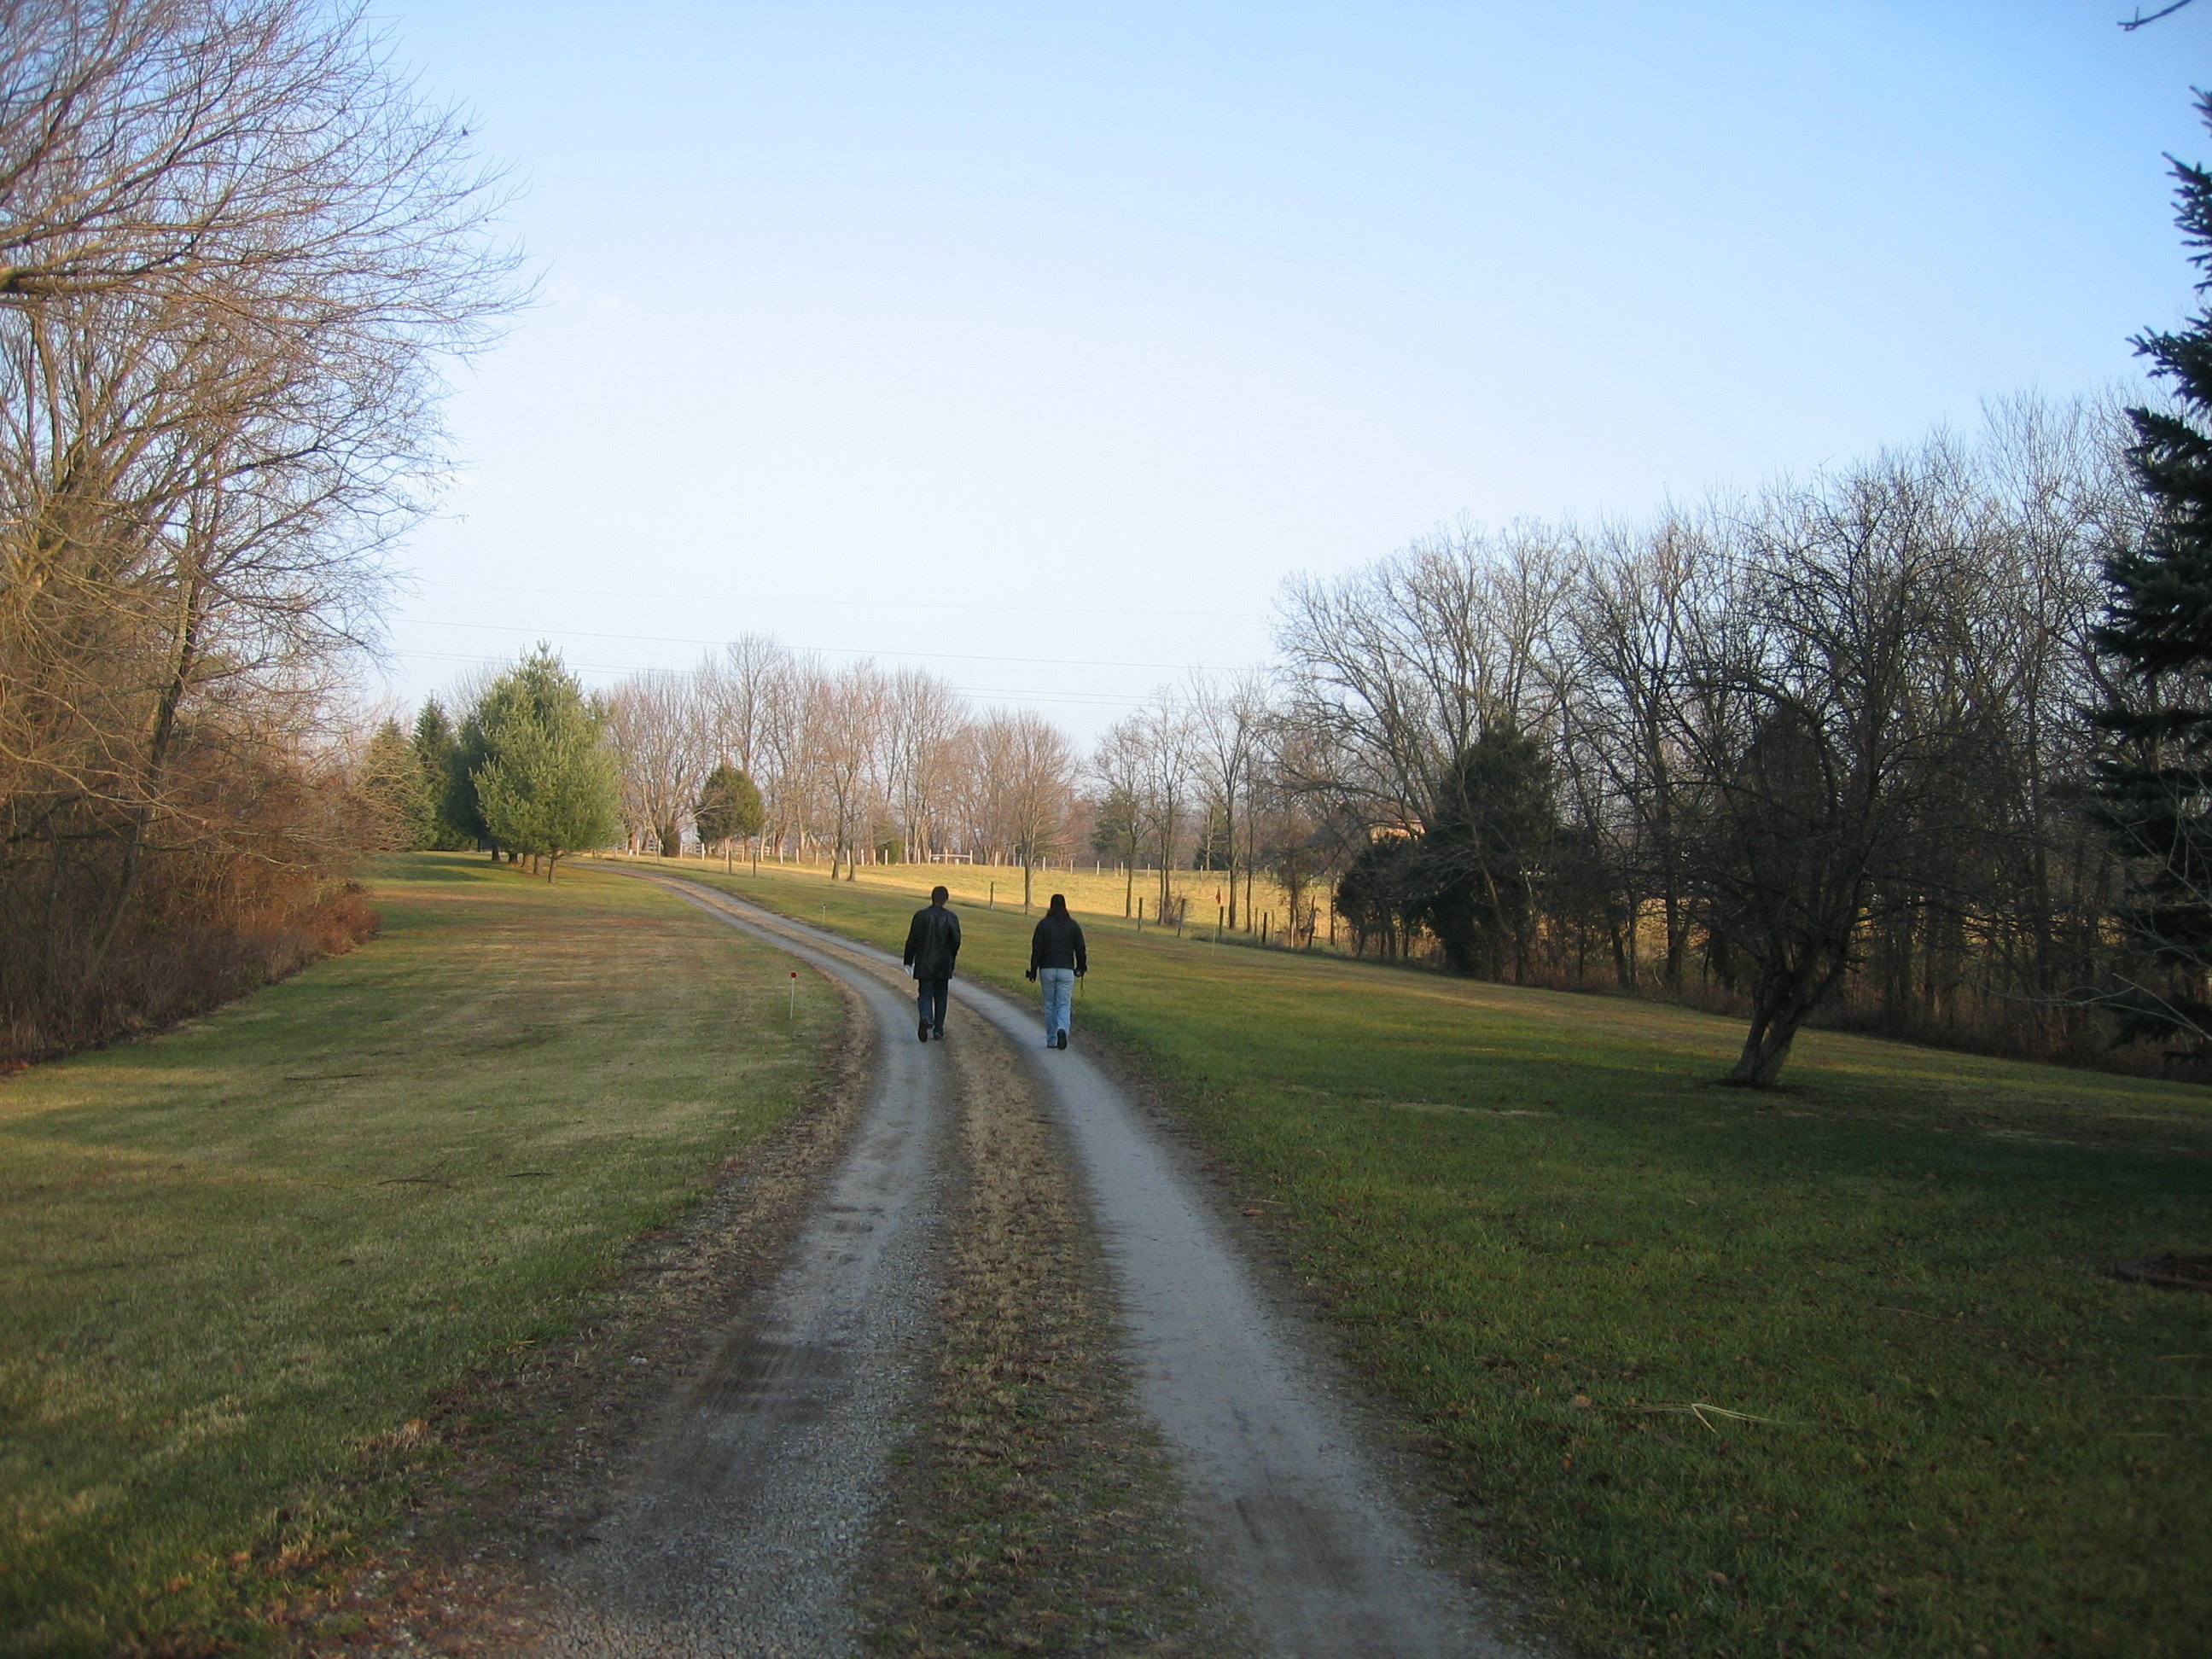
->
[932, 1026, 945, 1039]
[917, 1020, 929, 1042]
[1056, 1029, 1068, 1050]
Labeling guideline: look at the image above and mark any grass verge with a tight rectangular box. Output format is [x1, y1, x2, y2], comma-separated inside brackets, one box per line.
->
[864, 1002, 1234, 1658]
[629, 854, 2212, 1659]
[0, 853, 842, 1657]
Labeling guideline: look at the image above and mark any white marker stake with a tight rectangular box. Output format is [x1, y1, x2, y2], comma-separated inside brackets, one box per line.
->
[789, 970, 798, 1022]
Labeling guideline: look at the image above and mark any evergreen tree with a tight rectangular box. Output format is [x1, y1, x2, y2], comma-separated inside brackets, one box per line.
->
[1091, 787, 1139, 863]
[1408, 725, 1557, 981]
[358, 719, 434, 850]
[695, 764, 764, 851]
[410, 700, 474, 850]
[452, 646, 579, 859]
[2088, 93, 2212, 1045]
[468, 648, 622, 879]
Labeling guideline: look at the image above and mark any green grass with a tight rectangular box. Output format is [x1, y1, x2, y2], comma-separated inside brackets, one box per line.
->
[0, 854, 841, 1656]
[640, 855, 2212, 1659]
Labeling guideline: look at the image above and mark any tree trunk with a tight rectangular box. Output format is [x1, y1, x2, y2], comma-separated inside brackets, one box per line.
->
[82, 559, 211, 988]
[1725, 953, 1850, 1086]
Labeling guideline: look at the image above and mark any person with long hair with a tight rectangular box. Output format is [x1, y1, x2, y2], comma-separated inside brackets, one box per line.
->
[1025, 892, 1087, 1050]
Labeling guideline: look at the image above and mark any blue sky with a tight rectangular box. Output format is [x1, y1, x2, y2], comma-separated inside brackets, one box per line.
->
[373, 1, 2212, 736]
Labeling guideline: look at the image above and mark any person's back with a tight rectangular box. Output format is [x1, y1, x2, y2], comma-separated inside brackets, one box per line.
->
[903, 887, 961, 1040]
[1029, 908, 1086, 973]
[1027, 895, 1086, 1050]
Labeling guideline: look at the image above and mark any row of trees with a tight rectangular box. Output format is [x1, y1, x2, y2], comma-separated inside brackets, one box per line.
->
[592, 641, 1080, 905]
[382, 381, 2189, 1088]
[1043, 386, 2207, 1086]
[0, 1, 512, 1060]
[382, 640, 1086, 903]
[372, 104, 2212, 1091]
[1264, 399, 2141, 1082]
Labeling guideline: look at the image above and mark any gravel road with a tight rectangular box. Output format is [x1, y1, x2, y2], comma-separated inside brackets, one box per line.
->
[560, 871, 1526, 1658]
[531, 895, 949, 1659]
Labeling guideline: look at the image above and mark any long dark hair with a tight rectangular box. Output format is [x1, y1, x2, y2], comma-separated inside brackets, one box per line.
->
[1047, 893, 1069, 915]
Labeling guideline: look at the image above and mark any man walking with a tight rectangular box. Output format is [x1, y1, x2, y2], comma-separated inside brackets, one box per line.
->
[1026, 893, 1086, 1050]
[903, 885, 962, 1042]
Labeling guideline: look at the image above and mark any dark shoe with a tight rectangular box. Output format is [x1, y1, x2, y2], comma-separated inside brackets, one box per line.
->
[932, 1026, 945, 1039]
[1056, 1029, 1068, 1050]
[917, 1020, 930, 1042]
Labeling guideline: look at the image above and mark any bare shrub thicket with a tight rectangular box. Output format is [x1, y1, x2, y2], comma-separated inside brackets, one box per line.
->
[0, 1, 514, 1061]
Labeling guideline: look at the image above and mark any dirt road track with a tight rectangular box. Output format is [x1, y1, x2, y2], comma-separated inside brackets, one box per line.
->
[532, 900, 948, 1658]
[585, 870, 1524, 1658]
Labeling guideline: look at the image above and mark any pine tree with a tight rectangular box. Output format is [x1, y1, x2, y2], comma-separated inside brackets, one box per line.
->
[358, 719, 434, 850]
[469, 649, 622, 880]
[2087, 92, 2212, 1045]
[410, 700, 474, 851]
[694, 764, 763, 853]
[451, 646, 580, 860]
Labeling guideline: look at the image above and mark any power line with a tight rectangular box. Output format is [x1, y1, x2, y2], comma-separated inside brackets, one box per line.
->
[412, 578, 1265, 623]
[386, 649, 1155, 709]
[398, 615, 1242, 674]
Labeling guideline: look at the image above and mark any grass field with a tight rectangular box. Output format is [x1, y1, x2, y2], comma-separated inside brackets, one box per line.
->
[629, 854, 2212, 1659]
[669, 845, 1318, 934]
[0, 854, 841, 1657]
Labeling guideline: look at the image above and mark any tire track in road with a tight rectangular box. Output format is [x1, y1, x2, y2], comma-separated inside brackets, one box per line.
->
[532, 888, 949, 1659]
[624, 873, 1527, 1659]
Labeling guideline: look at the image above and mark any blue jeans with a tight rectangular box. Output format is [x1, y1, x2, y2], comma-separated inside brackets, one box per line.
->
[1039, 968, 1074, 1042]
[916, 976, 948, 1033]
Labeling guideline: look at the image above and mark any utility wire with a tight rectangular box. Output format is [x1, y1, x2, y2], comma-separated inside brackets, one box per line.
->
[413, 577, 1265, 623]
[399, 615, 1242, 673]
[387, 649, 1155, 709]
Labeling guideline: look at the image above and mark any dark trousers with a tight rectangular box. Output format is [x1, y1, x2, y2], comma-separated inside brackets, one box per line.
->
[916, 976, 949, 1033]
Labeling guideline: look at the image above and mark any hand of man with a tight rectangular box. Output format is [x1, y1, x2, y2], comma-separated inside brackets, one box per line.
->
[1024, 969, 1036, 981]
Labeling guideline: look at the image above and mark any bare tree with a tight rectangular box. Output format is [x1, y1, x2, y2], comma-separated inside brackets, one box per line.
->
[1563, 514, 1718, 990]
[605, 670, 711, 857]
[1187, 671, 1270, 928]
[1091, 714, 1151, 917]
[0, 0, 515, 1054]
[882, 666, 966, 861]
[1134, 698, 1196, 919]
[813, 664, 888, 881]
[1278, 519, 1570, 839]
[1672, 452, 2000, 1084]
[970, 709, 1074, 908]
[696, 633, 787, 783]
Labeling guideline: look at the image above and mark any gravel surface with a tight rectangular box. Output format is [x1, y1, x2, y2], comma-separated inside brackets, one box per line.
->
[625, 877, 1531, 1659]
[530, 890, 949, 1659]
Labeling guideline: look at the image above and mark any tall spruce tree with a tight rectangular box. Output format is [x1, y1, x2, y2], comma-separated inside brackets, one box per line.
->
[2088, 92, 2212, 1045]
[470, 650, 621, 881]
[410, 701, 474, 851]
[359, 720, 435, 849]
[451, 646, 579, 860]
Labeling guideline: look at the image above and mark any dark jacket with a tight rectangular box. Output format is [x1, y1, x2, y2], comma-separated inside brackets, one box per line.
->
[903, 904, 962, 978]
[1029, 911, 1087, 974]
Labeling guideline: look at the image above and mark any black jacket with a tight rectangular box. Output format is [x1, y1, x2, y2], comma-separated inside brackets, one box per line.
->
[1029, 911, 1087, 974]
[903, 904, 962, 978]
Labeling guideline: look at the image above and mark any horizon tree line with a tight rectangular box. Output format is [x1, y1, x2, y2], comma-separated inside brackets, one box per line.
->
[368, 382, 2202, 1086]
